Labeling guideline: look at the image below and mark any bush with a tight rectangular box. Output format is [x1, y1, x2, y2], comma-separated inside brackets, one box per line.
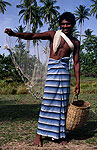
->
[0, 79, 27, 95]
[17, 85, 28, 94]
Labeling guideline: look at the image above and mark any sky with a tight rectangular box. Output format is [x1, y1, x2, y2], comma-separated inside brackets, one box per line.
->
[0, 0, 97, 56]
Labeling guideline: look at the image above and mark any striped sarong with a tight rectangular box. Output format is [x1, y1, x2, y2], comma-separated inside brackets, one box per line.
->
[37, 57, 70, 139]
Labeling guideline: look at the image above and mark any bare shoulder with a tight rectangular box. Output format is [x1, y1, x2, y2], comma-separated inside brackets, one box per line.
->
[46, 30, 56, 39]
[72, 36, 80, 47]
[41, 30, 55, 40]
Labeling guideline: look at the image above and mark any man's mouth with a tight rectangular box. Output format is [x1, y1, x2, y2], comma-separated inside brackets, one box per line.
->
[63, 28, 69, 31]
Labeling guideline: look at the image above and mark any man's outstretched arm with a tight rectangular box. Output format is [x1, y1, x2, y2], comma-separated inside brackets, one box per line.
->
[5, 28, 55, 41]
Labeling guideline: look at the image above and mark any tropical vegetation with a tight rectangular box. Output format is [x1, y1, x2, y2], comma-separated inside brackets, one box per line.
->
[0, 0, 97, 81]
[74, 5, 90, 43]
[90, 0, 97, 18]
[0, 1, 97, 149]
[0, 0, 11, 14]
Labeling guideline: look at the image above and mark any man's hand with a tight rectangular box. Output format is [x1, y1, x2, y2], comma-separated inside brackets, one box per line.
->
[4, 28, 14, 36]
[74, 84, 80, 95]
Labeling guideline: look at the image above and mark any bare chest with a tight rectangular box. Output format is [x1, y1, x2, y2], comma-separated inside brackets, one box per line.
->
[59, 37, 72, 51]
[50, 35, 76, 59]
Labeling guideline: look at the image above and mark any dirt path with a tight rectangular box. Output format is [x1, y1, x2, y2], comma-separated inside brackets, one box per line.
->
[1, 140, 97, 150]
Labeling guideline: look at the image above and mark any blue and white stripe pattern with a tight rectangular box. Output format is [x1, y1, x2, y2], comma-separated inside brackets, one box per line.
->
[37, 57, 70, 139]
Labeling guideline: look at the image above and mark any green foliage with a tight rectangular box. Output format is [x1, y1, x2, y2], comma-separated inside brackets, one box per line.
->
[0, 79, 28, 95]
[75, 5, 90, 24]
[39, 0, 60, 29]
[72, 25, 80, 38]
[48, 14, 60, 30]
[80, 33, 97, 76]
[90, 0, 97, 19]
[13, 42, 43, 78]
[0, 54, 22, 81]
[0, 0, 11, 14]
[74, 5, 90, 43]
[0, 76, 97, 147]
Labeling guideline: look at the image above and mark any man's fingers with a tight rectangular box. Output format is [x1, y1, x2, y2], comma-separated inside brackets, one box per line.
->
[5, 28, 12, 33]
[74, 87, 80, 95]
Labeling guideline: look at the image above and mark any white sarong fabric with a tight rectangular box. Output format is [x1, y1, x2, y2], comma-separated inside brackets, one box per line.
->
[37, 57, 70, 139]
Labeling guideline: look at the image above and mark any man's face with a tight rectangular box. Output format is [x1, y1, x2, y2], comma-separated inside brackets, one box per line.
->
[60, 19, 73, 35]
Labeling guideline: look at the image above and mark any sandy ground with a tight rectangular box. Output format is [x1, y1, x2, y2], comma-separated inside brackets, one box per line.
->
[1, 140, 97, 150]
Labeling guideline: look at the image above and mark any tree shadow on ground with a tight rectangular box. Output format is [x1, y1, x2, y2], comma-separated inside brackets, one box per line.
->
[0, 98, 96, 143]
[43, 121, 97, 144]
[66, 120, 97, 141]
[43, 111, 97, 143]
[0, 103, 41, 121]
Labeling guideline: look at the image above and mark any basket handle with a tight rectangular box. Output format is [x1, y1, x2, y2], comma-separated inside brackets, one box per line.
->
[71, 93, 78, 103]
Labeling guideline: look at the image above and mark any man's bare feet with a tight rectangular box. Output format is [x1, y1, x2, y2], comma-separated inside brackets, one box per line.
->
[33, 134, 42, 147]
[60, 138, 68, 145]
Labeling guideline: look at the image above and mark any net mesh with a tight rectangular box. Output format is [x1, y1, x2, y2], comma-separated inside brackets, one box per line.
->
[4, 34, 50, 99]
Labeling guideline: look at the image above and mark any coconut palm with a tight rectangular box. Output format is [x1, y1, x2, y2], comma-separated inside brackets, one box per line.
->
[31, 4, 43, 57]
[16, 0, 37, 53]
[83, 28, 93, 40]
[72, 26, 80, 38]
[32, 29, 41, 60]
[16, 0, 43, 53]
[40, 0, 60, 29]
[31, 4, 43, 32]
[16, 0, 36, 26]
[74, 5, 90, 43]
[14, 25, 26, 43]
[16, 0, 43, 31]
[0, 0, 11, 14]
[90, 0, 97, 19]
[49, 12, 60, 30]
[13, 25, 26, 67]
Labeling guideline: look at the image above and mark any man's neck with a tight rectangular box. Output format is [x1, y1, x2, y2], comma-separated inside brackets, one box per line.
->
[63, 32, 72, 38]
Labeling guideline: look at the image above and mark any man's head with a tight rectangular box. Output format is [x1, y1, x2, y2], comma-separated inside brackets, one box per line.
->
[59, 12, 76, 35]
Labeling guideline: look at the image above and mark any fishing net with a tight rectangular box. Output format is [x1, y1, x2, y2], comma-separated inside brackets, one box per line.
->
[4, 34, 50, 99]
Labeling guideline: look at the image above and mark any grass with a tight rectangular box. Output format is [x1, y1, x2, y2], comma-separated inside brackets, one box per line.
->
[0, 79, 28, 95]
[0, 76, 97, 148]
[0, 94, 41, 147]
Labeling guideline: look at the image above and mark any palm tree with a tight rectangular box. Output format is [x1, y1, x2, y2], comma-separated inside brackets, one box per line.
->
[14, 25, 26, 43]
[0, 0, 11, 14]
[31, 5, 43, 57]
[14, 25, 26, 68]
[74, 5, 90, 43]
[32, 29, 41, 60]
[40, 0, 60, 29]
[72, 26, 80, 38]
[16, 0, 36, 26]
[42, 45, 50, 67]
[16, 0, 43, 53]
[83, 28, 93, 40]
[90, 0, 97, 19]
[16, 0, 37, 53]
[49, 12, 60, 30]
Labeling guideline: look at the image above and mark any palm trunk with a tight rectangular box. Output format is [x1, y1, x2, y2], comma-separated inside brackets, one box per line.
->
[34, 45, 36, 55]
[26, 20, 31, 53]
[37, 41, 40, 61]
[26, 8, 31, 53]
[80, 23, 82, 45]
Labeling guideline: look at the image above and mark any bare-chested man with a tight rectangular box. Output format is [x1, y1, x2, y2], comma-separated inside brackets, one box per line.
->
[5, 12, 80, 146]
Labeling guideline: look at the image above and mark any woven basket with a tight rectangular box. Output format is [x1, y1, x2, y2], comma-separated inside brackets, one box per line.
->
[66, 94, 90, 131]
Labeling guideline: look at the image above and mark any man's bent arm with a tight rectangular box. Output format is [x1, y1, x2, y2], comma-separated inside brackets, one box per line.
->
[73, 40, 80, 95]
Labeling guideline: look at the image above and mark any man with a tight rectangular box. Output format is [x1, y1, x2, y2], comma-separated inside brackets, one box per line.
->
[5, 12, 80, 146]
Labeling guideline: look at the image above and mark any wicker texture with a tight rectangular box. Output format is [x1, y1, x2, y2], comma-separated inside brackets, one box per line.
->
[66, 95, 90, 131]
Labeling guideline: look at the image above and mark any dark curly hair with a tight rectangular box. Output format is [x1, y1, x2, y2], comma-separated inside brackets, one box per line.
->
[59, 12, 76, 27]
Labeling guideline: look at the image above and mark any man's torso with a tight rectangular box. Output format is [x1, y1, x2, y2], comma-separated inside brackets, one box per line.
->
[49, 31, 79, 60]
